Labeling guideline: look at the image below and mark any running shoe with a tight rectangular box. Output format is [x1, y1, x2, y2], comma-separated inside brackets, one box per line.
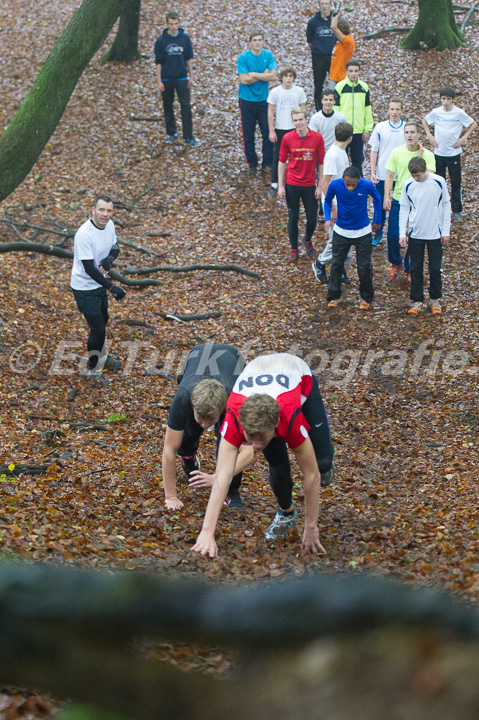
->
[359, 299, 370, 310]
[430, 299, 442, 315]
[321, 461, 334, 488]
[103, 356, 122, 371]
[264, 509, 298, 539]
[312, 260, 328, 283]
[388, 264, 402, 282]
[408, 302, 423, 315]
[181, 455, 200, 480]
[224, 490, 246, 510]
[289, 249, 299, 263]
[303, 238, 316, 258]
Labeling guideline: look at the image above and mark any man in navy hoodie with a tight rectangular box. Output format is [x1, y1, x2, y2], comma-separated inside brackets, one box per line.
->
[154, 11, 201, 147]
[307, 0, 338, 112]
[325, 166, 381, 310]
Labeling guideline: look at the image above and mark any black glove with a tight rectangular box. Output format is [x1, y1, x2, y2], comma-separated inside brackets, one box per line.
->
[110, 285, 126, 301]
[100, 255, 114, 272]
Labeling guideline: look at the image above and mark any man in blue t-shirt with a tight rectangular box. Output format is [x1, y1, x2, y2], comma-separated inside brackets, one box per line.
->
[238, 30, 277, 173]
[324, 166, 381, 310]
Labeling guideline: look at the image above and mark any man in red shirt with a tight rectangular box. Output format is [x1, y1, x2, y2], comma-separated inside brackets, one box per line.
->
[192, 353, 334, 558]
[278, 108, 325, 263]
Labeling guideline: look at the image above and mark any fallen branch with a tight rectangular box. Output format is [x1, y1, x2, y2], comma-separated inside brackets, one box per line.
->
[113, 185, 153, 212]
[108, 268, 165, 286]
[0, 463, 53, 476]
[129, 115, 162, 122]
[68, 422, 111, 431]
[122, 263, 261, 279]
[363, 25, 412, 39]
[155, 312, 221, 322]
[119, 238, 162, 257]
[0, 243, 254, 287]
[0, 242, 73, 259]
[0, 217, 73, 237]
[117, 318, 156, 329]
[461, 1, 479, 30]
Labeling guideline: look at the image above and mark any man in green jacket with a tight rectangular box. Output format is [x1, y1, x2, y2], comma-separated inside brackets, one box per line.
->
[333, 59, 373, 175]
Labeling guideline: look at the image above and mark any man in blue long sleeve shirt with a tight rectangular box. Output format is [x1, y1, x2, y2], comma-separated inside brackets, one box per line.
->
[324, 166, 381, 309]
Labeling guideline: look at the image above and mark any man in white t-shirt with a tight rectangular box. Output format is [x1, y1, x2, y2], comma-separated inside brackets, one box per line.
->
[309, 88, 347, 152]
[70, 195, 126, 381]
[399, 156, 451, 316]
[369, 97, 404, 245]
[422, 87, 476, 222]
[267, 66, 307, 198]
[312, 121, 353, 283]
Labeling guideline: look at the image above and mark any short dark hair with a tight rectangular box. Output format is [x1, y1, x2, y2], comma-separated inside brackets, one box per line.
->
[343, 166, 361, 179]
[279, 65, 297, 80]
[335, 122, 354, 142]
[93, 194, 113, 207]
[249, 28, 263, 41]
[346, 59, 360, 70]
[439, 86, 456, 99]
[338, 19, 351, 34]
[166, 11, 180, 22]
[408, 156, 426, 174]
[321, 88, 335, 99]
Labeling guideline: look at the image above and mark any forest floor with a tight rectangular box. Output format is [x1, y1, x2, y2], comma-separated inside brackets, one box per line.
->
[1, 0, 479, 715]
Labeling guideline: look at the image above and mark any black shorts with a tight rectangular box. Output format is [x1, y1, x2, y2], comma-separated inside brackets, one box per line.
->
[72, 287, 108, 316]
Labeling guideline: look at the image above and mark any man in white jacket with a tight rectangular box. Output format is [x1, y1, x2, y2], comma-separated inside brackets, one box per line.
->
[399, 157, 451, 316]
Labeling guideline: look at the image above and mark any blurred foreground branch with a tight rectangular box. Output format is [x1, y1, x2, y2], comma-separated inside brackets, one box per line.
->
[1, 564, 479, 719]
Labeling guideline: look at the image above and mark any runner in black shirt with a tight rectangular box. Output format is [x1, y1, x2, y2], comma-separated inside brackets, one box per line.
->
[162, 343, 254, 510]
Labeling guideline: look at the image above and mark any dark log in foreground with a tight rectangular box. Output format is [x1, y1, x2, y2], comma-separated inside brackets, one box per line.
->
[1, 564, 479, 720]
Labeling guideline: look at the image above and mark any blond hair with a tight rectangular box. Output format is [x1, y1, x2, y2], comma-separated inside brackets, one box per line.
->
[291, 106, 307, 119]
[239, 395, 279, 437]
[191, 379, 227, 421]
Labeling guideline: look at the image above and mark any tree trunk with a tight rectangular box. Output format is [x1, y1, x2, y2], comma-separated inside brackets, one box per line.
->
[102, 0, 141, 63]
[401, 0, 464, 50]
[0, 0, 125, 204]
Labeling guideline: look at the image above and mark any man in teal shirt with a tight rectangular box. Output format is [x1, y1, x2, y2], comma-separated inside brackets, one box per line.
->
[238, 30, 277, 173]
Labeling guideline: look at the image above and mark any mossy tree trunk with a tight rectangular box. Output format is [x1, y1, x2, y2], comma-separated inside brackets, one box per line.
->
[102, 0, 141, 63]
[0, 0, 125, 204]
[401, 0, 464, 50]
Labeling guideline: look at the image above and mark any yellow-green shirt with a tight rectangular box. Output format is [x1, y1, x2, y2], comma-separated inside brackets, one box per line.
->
[386, 145, 436, 201]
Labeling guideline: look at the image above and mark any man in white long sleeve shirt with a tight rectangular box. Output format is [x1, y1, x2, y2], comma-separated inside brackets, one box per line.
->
[399, 156, 451, 316]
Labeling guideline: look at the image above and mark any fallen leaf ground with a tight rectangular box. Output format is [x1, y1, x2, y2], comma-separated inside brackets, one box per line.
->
[1, 0, 479, 712]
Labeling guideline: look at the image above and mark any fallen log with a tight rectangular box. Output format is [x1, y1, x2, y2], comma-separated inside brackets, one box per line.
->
[0, 463, 53, 476]
[363, 25, 412, 39]
[121, 264, 260, 279]
[155, 312, 221, 322]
